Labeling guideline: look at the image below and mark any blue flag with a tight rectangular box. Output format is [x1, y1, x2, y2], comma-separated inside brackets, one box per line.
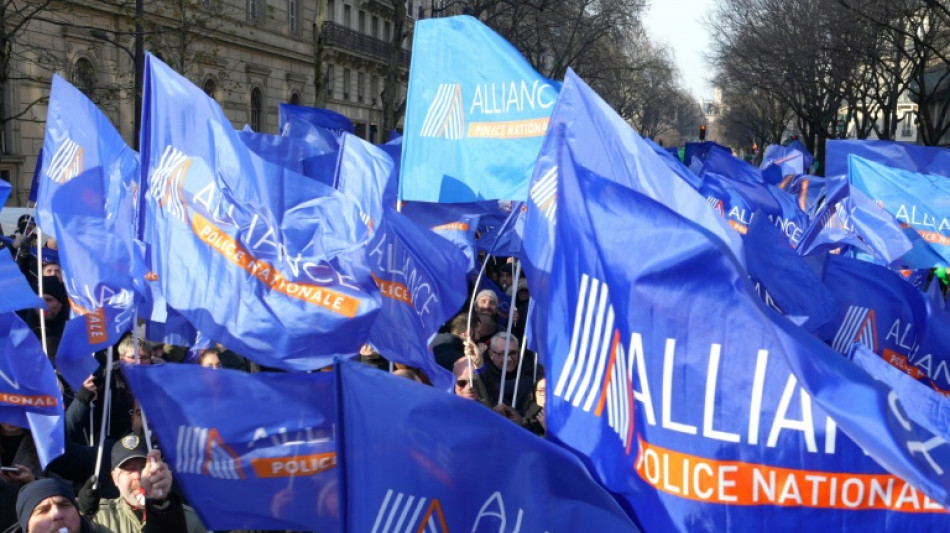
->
[140, 53, 381, 371]
[849, 155, 950, 267]
[122, 364, 339, 532]
[827, 139, 950, 179]
[475, 201, 525, 257]
[400, 201, 496, 273]
[911, 299, 950, 395]
[238, 128, 337, 187]
[49, 156, 138, 389]
[335, 133, 395, 232]
[683, 141, 731, 169]
[743, 213, 838, 331]
[38, 75, 130, 238]
[0, 312, 64, 468]
[366, 208, 469, 389]
[645, 137, 701, 189]
[852, 343, 950, 442]
[817, 255, 930, 362]
[336, 359, 639, 532]
[781, 174, 825, 214]
[547, 141, 950, 530]
[760, 144, 806, 181]
[399, 15, 560, 203]
[0, 249, 44, 313]
[279, 102, 354, 134]
[797, 178, 912, 263]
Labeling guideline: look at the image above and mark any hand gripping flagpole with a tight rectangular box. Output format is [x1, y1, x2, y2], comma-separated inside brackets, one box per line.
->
[92, 349, 114, 490]
[465, 252, 492, 385]
[36, 227, 49, 355]
[497, 260, 521, 407]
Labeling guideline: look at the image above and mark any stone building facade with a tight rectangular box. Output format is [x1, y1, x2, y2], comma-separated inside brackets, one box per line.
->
[2, 0, 437, 206]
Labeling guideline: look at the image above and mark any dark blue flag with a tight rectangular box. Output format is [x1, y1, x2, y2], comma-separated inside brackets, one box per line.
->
[336, 359, 639, 532]
[760, 144, 806, 182]
[28, 149, 41, 203]
[547, 140, 950, 530]
[279, 102, 354, 134]
[238, 128, 337, 187]
[645, 137, 701, 189]
[683, 141, 731, 169]
[0, 312, 64, 468]
[400, 201, 496, 273]
[123, 364, 339, 532]
[140, 53, 381, 371]
[366, 208, 469, 389]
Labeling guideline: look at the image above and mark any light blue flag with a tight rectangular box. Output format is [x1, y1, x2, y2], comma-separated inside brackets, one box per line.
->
[336, 359, 639, 532]
[760, 144, 806, 182]
[546, 140, 950, 531]
[335, 133, 394, 233]
[849, 155, 950, 267]
[827, 139, 950, 178]
[366, 208, 469, 389]
[399, 15, 560, 203]
[0, 312, 64, 468]
[279, 102, 353, 133]
[37, 75, 130, 237]
[140, 53, 381, 371]
[122, 364, 340, 532]
[238, 128, 337, 187]
[0, 250, 44, 312]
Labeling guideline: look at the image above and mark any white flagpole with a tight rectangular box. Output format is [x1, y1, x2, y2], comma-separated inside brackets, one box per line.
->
[92, 350, 114, 490]
[36, 227, 48, 355]
[497, 261, 521, 407]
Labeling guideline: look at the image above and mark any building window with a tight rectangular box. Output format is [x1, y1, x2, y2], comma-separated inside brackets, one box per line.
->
[290, 92, 300, 105]
[359, 10, 366, 33]
[326, 0, 334, 21]
[357, 72, 365, 103]
[327, 65, 334, 97]
[203, 78, 217, 100]
[418, 4, 424, 18]
[372, 15, 379, 38]
[343, 69, 351, 100]
[384, 21, 391, 41]
[289, 0, 298, 34]
[901, 111, 915, 138]
[248, 0, 259, 22]
[72, 58, 97, 100]
[343, 4, 351, 28]
[202, 0, 216, 8]
[250, 87, 263, 132]
[370, 76, 378, 106]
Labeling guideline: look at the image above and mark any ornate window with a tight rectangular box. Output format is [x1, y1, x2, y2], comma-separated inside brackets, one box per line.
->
[250, 87, 263, 132]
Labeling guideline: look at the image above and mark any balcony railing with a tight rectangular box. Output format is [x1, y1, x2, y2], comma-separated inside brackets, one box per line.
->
[322, 21, 409, 66]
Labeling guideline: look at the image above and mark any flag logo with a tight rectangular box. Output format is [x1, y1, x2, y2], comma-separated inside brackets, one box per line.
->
[371, 490, 448, 533]
[149, 146, 191, 222]
[175, 425, 245, 480]
[553, 274, 635, 453]
[832, 306, 878, 354]
[47, 138, 83, 184]
[707, 196, 725, 217]
[419, 84, 465, 140]
[529, 165, 558, 224]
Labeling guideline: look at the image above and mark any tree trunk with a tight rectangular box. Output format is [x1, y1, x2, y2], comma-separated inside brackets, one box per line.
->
[381, 1, 407, 136]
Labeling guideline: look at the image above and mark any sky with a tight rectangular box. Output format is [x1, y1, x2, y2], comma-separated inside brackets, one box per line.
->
[641, 0, 715, 102]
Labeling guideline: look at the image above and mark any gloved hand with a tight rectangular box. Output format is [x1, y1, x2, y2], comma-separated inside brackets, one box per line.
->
[77, 475, 100, 515]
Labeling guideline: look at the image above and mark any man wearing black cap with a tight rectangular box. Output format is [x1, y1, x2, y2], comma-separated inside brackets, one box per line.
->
[7, 478, 96, 533]
[87, 434, 205, 533]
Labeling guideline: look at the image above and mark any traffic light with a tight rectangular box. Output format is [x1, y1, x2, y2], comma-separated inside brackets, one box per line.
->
[699, 124, 707, 141]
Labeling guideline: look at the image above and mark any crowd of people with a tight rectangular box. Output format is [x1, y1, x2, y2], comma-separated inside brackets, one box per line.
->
[1, 213, 546, 533]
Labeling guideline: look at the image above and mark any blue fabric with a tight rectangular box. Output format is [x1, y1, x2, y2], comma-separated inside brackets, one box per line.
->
[238, 129, 337, 187]
[366, 208, 469, 389]
[336, 359, 639, 532]
[122, 364, 339, 532]
[849, 155, 950, 267]
[786, 139, 814, 171]
[0, 249, 44, 313]
[279, 102, 354, 134]
[475, 201, 525, 257]
[826, 139, 950, 178]
[27, 150, 41, 203]
[545, 141, 950, 530]
[683, 141, 731, 169]
[760, 144, 806, 180]
[400, 201, 498, 273]
[38, 75, 131, 238]
[49, 161, 138, 389]
[140, 53, 380, 371]
[0, 312, 64, 468]
[335, 133, 395, 233]
[399, 16, 560, 203]
[646, 137, 701, 189]
[743, 213, 838, 331]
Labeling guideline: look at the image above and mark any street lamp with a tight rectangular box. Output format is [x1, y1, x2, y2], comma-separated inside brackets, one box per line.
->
[89, 0, 143, 150]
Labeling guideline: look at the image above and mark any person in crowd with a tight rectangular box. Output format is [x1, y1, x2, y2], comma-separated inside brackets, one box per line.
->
[197, 348, 223, 369]
[521, 378, 546, 437]
[7, 478, 97, 533]
[495, 263, 514, 293]
[431, 312, 485, 371]
[392, 368, 422, 383]
[41, 263, 63, 283]
[77, 435, 205, 533]
[452, 357, 483, 403]
[476, 333, 535, 414]
[0, 424, 41, 484]
[356, 343, 389, 372]
[19, 276, 69, 359]
[472, 289, 499, 341]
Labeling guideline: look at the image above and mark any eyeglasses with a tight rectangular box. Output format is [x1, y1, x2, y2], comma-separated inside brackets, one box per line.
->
[455, 379, 470, 388]
[489, 348, 517, 359]
[128, 409, 142, 416]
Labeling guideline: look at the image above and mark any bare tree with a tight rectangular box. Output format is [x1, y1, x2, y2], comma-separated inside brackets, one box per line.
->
[381, 0, 409, 136]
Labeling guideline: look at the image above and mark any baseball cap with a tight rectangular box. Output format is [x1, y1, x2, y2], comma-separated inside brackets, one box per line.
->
[111, 434, 148, 470]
